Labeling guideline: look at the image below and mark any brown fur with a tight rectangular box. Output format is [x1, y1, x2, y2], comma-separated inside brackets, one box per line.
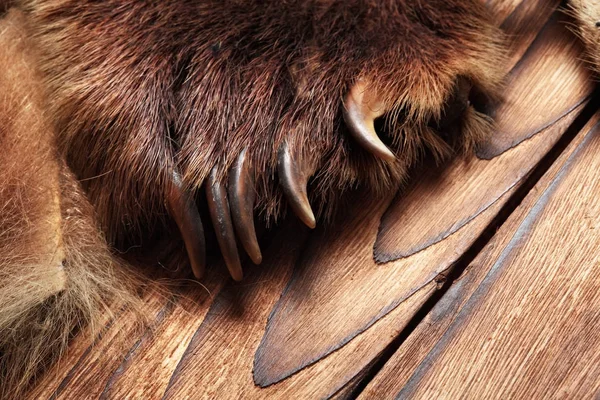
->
[5, 0, 600, 396]
[0, 1, 508, 395]
[0, 0, 11, 12]
[0, 10, 145, 398]
[20, 0, 505, 251]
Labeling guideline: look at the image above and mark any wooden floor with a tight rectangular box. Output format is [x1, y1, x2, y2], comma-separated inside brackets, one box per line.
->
[28, 1, 600, 399]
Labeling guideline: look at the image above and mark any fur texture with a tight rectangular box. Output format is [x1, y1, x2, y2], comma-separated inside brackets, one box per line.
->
[5, 0, 600, 396]
[21, 0, 505, 251]
[0, 1, 510, 395]
[0, 11, 145, 398]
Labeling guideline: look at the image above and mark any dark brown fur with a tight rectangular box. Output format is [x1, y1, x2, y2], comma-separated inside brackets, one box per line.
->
[6, 0, 600, 397]
[1, 0, 509, 395]
[21, 0, 505, 251]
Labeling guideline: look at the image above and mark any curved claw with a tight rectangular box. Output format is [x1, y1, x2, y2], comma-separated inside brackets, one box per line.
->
[278, 142, 316, 229]
[343, 81, 396, 162]
[228, 149, 262, 265]
[167, 171, 205, 280]
[206, 167, 243, 281]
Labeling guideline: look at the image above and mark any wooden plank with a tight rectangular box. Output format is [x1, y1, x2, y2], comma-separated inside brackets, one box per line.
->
[25, 273, 225, 400]
[168, 5, 587, 398]
[249, 5, 590, 391]
[491, 0, 560, 69]
[160, 222, 438, 399]
[29, 1, 595, 398]
[99, 283, 221, 400]
[362, 114, 600, 399]
[376, 10, 589, 260]
[25, 292, 164, 400]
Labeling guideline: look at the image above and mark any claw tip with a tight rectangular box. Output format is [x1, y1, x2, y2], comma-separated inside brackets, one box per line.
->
[343, 83, 396, 163]
[303, 208, 317, 229]
[250, 251, 263, 265]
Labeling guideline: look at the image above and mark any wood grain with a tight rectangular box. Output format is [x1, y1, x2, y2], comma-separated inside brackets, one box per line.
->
[494, 0, 560, 69]
[25, 292, 169, 400]
[163, 221, 438, 399]
[478, 12, 589, 159]
[361, 112, 600, 400]
[84, 187, 509, 399]
[26, 1, 599, 399]
[99, 282, 222, 400]
[364, 114, 600, 399]
[375, 11, 591, 260]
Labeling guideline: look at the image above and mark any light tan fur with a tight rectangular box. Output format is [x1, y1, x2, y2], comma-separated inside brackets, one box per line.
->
[0, 10, 146, 398]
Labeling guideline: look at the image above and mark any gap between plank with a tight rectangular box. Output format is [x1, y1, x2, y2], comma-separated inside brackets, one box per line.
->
[345, 89, 600, 400]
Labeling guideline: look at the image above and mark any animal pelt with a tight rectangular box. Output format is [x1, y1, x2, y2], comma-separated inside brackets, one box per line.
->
[20, 0, 505, 254]
[0, 10, 146, 398]
[0, 0, 511, 396]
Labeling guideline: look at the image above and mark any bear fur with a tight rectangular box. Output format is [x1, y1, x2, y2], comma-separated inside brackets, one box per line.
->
[0, 0, 539, 396]
[0, 10, 145, 398]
